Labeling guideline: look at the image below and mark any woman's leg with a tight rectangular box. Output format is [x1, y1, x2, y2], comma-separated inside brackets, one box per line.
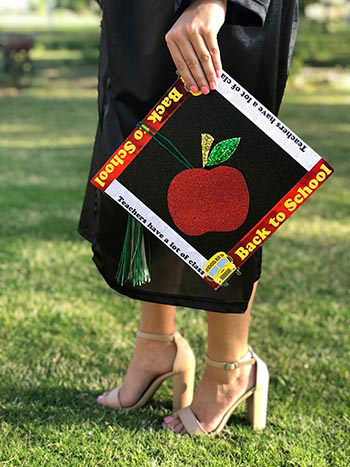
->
[98, 301, 177, 407]
[164, 281, 259, 434]
[138, 301, 176, 334]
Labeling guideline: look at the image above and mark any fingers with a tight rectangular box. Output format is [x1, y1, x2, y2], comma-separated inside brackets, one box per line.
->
[203, 31, 222, 79]
[171, 33, 210, 94]
[191, 32, 218, 90]
[165, 0, 226, 93]
[165, 28, 221, 94]
[166, 37, 199, 93]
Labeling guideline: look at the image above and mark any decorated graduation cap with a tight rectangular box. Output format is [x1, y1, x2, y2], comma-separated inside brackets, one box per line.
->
[91, 70, 334, 291]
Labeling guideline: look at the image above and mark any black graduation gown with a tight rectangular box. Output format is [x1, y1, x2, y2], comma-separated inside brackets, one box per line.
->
[78, 0, 299, 313]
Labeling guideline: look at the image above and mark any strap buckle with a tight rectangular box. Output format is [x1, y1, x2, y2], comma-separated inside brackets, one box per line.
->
[224, 361, 238, 371]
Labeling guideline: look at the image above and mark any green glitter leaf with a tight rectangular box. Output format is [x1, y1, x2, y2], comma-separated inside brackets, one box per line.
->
[206, 137, 241, 167]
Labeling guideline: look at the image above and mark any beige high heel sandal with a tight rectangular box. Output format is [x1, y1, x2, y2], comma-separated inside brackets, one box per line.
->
[97, 330, 196, 412]
[172, 346, 269, 435]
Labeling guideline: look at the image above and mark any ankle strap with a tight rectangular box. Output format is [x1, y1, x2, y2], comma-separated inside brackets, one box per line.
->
[205, 347, 255, 370]
[136, 330, 176, 341]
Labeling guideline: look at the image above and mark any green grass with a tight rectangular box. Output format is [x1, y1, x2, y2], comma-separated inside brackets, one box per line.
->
[0, 32, 349, 467]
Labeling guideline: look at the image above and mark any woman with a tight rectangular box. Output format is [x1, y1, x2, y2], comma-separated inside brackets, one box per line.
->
[78, 0, 299, 435]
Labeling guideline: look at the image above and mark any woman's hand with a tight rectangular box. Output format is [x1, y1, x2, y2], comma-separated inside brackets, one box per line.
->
[165, 0, 227, 94]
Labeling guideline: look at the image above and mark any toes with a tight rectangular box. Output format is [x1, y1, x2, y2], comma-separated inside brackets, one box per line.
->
[163, 415, 175, 423]
[172, 420, 184, 433]
[164, 410, 189, 436]
[163, 412, 179, 428]
[162, 419, 188, 436]
[165, 420, 177, 430]
[97, 387, 122, 408]
[97, 391, 110, 404]
[97, 396, 108, 406]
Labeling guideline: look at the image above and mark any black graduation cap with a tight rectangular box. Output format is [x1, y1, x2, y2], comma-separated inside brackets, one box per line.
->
[91, 70, 333, 290]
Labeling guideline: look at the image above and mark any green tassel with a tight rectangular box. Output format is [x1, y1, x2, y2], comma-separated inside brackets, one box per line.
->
[116, 215, 151, 286]
[116, 122, 190, 287]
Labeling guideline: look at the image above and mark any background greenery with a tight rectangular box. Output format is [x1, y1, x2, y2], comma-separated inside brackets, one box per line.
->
[0, 8, 349, 467]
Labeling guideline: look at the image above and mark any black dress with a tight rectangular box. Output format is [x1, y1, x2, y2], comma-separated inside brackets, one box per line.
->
[78, 0, 299, 313]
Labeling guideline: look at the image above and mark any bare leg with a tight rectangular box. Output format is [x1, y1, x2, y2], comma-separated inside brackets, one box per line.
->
[164, 281, 258, 434]
[98, 301, 177, 407]
[138, 301, 176, 334]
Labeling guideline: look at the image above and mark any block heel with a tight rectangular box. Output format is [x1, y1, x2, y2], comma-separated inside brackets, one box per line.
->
[172, 365, 195, 412]
[247, 357, 269, 430]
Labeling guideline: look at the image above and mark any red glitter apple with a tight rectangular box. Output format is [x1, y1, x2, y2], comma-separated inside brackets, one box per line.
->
[167, 135, 249, 236]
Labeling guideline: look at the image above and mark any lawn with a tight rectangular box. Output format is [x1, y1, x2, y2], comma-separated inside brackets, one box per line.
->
[0, 26, 349, 467]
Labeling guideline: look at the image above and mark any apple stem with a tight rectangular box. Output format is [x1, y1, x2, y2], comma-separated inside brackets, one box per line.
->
[137, 121, 194, 169]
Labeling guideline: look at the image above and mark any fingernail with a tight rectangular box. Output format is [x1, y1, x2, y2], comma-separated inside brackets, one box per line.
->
[190, 85, 198, 93]
[209, 82, 216, 91]
[201, 86, 209, 95]
[97, 395, 104, 401]
[216, 70, 220, 78]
